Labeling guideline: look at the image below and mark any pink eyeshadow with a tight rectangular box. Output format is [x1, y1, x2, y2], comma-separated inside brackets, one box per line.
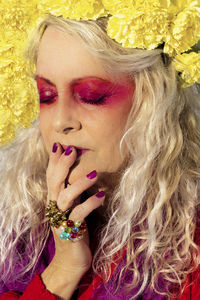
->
[72, 77, 133, 106]
[36, 78, 57, 106]
[36, 76, 134, 107]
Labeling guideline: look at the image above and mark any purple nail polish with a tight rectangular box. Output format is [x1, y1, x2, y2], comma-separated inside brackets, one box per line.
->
[65, 146, 72, 156]
[86, 170, 97, 179]
[52, 143, 58, 153]
[96, 191, 105, 198]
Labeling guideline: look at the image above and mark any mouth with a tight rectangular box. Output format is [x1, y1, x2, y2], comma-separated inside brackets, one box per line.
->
[61, 144, 89, 158]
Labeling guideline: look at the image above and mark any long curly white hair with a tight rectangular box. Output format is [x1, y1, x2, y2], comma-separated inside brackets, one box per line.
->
[0, 15, 200, 299]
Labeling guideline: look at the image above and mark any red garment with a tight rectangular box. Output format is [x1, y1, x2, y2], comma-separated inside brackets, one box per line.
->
[171, 211, 200, 300]
[1, 212, 199, 299]
[0, 250, 126, 300]
[78, 248, 127, 299]
[0, 275, 58, 300]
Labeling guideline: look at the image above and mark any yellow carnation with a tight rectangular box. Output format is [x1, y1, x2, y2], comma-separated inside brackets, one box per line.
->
[159, 0, 200, 12]
[103, 0, 161, 15]
[164, 2, 200, 56]
[0, 108, 17, 147]
[0, 77, 14, 109]
[0, 76, 39, 147]
[9, 79, 39, 127]
[38, 0, 106, 20]
[173, 52, 200, 87]
[37, 0, 71, 18]
[107, 5, 169, 49]
[0, 37, 14, 75]
[0, 31, 29, 93]
[0, 0, 37, 31]
[0, 1, 40, 146]
[0, 77, 17, 146]
[102, 0, 136, 14]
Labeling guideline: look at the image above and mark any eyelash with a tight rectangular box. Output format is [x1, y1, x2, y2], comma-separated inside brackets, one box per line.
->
[77, 95, 106, 105]
[40, 97, 55, 104]
[39, 92, 107, 105]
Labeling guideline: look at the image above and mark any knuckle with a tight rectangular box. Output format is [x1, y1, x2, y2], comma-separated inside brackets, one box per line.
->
[61, 151, 76, 164]
[72, 205, 85, 217]
[58, 191, 69, 204]
[48, 186, 57, 198]
[58, 190, 73, 208]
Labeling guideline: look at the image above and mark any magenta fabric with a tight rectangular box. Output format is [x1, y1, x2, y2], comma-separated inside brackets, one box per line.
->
[0, 232, 55, 295]
[0, 230, 168, 299]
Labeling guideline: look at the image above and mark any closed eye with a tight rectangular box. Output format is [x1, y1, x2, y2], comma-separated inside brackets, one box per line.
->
[40, 97, 55, 103]
[78, 95, 106, 105]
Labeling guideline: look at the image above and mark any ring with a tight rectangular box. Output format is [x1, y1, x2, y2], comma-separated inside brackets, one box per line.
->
[59, 220, 87, 242]
[45, 200, 72, 228]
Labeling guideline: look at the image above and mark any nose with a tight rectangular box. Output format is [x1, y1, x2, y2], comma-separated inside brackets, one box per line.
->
[51, 94, 81, 134]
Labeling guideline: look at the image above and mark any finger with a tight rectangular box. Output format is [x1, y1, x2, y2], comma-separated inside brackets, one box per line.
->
[57, 170, 98, 211]
[69, 191, 105, 221]
[47, 144, 77, 201]
[47, 143, 77, 180]
[46, 142, 63, 175]
[46, 142, 63, 187]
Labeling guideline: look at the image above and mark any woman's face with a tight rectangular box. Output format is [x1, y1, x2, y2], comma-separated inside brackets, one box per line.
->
[36, 26, 134, 185]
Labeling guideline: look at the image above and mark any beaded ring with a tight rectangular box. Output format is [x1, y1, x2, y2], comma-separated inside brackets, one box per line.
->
[59, 220, 87, 242]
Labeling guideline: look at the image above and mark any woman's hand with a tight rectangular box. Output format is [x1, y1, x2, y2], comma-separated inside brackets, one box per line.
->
[41, 142, 105, 300]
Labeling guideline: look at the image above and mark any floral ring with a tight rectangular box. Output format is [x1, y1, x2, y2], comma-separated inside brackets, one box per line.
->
[45, 200, 72, 228]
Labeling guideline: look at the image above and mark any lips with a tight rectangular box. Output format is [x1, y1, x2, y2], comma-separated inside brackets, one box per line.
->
[61, 144, 89, 158]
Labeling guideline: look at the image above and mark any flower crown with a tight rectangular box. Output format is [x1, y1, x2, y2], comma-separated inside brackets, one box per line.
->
[0, 0, 200, 146]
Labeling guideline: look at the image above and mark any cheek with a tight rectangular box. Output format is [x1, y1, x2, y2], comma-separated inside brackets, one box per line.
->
[39, 109, 51, 140]
[105, 84, 134, 107]
[106, 99, 133, 129]
[86, 107, 130, 146]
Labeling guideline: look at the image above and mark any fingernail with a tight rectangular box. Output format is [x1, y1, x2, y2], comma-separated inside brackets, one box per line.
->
[52, 143, 58, 153]
[65, 146, 72, 156]
[86, 170, 97, 179]
[95, 191, 105, 198]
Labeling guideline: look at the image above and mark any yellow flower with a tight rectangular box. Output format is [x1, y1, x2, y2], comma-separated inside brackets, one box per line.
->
[38, 0, 107, 20]
[0, 76, 16, 146]
[0, 0, 37, 31]
[163, 2, 200, 56]
[105, 0, 200, 54]
[160, 0, 200, 11]
[102, 0, 135, 14]
[0, 108, 17, 147]
[173, 52, 200, 87]
[0, 77, 14, 110]
[0, 18, 36, 81]
[38, 0, 71, 18]
[9, 79, 39, 127]
[0, 37, 14, 76]
[0, 75, 39, 147]
[103, 0, 164, 15]
[107, 4, 169, 49]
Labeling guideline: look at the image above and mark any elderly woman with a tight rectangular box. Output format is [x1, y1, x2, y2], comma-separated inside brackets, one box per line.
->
[0, 1, 200, 300]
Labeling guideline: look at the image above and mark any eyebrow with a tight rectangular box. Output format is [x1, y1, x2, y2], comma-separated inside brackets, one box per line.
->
[34, 75, 113, 87]
[34, 75, 56, 86]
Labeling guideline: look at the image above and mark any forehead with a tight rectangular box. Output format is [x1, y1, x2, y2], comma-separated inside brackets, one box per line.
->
[36, 26, 111, 82]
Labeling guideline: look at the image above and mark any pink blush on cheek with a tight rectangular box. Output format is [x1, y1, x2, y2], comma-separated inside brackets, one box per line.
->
[109, 84, 134, 105]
